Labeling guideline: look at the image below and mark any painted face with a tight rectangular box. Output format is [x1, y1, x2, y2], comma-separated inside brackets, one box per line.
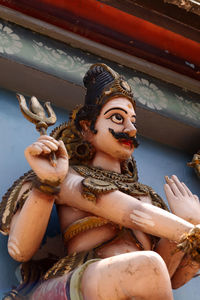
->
[89, 97, 137, 161]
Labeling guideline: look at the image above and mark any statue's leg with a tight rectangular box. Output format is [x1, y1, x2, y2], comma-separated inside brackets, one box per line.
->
[30, 259, 99, 300]
[30, 273, 70, 300]
[81, 251, 173, 300]
[30, 251, 173, 300]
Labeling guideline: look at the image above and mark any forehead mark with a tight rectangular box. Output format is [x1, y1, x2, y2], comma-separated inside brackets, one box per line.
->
[104, 107, 128, 115]
[128, 103, 132, 109]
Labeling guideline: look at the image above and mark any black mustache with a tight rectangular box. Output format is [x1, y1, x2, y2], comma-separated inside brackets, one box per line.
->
[109, 128, 139, 148]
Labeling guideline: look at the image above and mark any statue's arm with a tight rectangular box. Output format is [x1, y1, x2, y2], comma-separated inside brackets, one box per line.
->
[8, 184, 55, 262]
[171, 255, 199, 289]
[61, 170, 194, 242]
[155, 238, 184, 278]
[156, 238, 199, 288]
[8, 135, 69, 262]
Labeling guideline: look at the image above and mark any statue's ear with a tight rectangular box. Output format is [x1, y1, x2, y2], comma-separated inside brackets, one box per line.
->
[79, 120, 91, 132]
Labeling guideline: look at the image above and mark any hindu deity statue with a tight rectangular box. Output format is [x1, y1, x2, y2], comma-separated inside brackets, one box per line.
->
[1, 63, 200, 300]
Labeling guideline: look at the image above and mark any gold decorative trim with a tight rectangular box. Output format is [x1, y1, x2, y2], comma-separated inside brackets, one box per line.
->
[177, 225, 200, 263]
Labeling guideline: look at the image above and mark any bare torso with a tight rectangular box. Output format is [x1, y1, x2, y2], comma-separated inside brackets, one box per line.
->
[56, 168, 153, 258]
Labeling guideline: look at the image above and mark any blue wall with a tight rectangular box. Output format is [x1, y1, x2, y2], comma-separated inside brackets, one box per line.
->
[0, 88, 199, 299]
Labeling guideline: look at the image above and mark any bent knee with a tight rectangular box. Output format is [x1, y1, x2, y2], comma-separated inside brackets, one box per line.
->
[143, 250, 164, 262]
[141, 251, 168, 274]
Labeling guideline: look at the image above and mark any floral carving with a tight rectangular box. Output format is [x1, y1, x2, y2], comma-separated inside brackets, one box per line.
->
[176, 95, 200, 121]
[128, 77, 168, 110]
[33, 41, 91, 77]
[0, 23, 22, 54]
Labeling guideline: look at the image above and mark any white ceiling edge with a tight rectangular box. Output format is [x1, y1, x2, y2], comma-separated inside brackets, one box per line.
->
[0, 4, 199, 95]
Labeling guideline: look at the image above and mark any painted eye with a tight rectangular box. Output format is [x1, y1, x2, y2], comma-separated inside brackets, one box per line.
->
[110, 113, 124, 124]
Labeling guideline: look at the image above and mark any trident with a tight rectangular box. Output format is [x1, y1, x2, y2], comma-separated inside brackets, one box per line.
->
[17, 94, 57, 167]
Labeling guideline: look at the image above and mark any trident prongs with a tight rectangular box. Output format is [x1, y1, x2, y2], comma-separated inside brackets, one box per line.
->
[17, 94, 56, 134]
[16, 94, 57, 166]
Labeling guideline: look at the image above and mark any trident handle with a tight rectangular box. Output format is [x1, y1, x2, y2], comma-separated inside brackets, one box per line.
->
[17, 94, 57, 167]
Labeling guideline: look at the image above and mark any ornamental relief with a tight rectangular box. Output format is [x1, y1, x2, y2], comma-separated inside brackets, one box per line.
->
[0, 23, 22, 55]
[32, 40, 92, 77]
[175, 95, 200, 121]
[128, 77, 168, 110]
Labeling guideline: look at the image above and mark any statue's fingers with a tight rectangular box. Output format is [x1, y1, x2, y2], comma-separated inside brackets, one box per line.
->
[181, 182, 193, 197]
[165, 177, 182, 197]
[171, 175, 187, 196]
[37, 139, 58, 151]
[164, 183, 176, 199]
[38, 135, 59, 146]
[28, 143, 43, 155]
[39, 144, 51, 154]
[193, 195, 199, 202]
[57, 140, 68, 159]
[33, 142, 52, 154]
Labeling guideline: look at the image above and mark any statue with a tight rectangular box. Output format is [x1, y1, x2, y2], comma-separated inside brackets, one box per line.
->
[1, 63, 200, 300]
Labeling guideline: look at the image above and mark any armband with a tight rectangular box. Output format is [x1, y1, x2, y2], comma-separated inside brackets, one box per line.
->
[177, 225, 200, 263]
[32, 177, 60, 195]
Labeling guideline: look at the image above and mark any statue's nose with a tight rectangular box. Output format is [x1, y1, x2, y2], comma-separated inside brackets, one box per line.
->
[123, 119, 137, 137]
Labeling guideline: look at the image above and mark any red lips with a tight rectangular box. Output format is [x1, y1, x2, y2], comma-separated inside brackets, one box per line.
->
[120, 139, 133, 147]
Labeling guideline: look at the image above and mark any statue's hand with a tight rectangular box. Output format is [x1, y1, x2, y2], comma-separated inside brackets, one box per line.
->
[25, 135, 69, 184]
[164, 175, 200, 224]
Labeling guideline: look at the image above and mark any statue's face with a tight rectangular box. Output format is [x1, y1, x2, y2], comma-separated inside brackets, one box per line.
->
[89, 97, 137, 161]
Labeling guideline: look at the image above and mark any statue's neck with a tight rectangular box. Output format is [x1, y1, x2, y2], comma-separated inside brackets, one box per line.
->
[91, 151, 121, 173]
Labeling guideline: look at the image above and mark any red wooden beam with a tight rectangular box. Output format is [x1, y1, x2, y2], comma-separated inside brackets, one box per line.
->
[40, 0, 200, 66]
[0, 0, 199, 79]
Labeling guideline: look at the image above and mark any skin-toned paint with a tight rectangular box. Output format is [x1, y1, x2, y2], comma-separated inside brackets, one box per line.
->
[88, 97, 137, 172]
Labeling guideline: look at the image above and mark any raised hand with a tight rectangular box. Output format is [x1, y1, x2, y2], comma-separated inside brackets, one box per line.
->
[164, 175, 200, 224]
[25, 135, 69, 184]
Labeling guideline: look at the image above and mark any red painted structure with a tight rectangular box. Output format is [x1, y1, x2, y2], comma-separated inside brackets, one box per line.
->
[0, 0, 199, 79]
[43, 0, 199, 63]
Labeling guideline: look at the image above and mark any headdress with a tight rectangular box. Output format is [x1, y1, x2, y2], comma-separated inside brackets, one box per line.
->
[83, 63, 135, 108]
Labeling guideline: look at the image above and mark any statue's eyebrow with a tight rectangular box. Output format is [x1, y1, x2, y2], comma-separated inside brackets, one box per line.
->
[104, 107, 136, 118]
[104, 107, 128, 115]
